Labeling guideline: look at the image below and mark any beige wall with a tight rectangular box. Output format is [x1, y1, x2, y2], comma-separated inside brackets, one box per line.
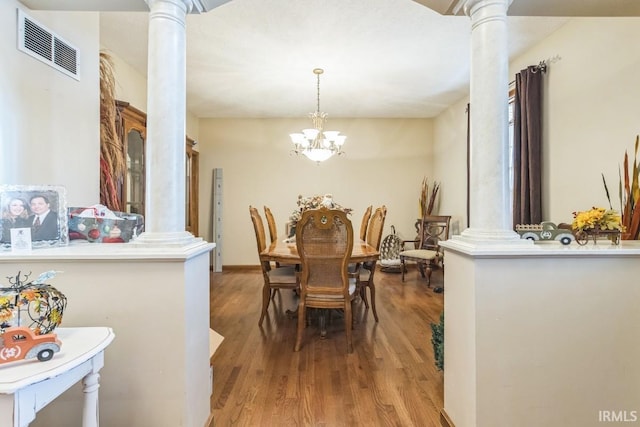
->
[0, 1, 100, 205]
[435, 17, 640, 231]
[105, 49, 200, 142]
[198, 118, 433, 265]
[434, 97, 469, 236]
[513, 18, 640, 223]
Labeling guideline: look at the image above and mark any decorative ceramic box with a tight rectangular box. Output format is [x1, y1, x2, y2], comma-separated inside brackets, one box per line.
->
[67, 205, 144, 243]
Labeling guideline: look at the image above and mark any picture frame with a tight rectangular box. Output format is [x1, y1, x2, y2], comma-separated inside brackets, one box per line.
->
[0, 185, 68, 250]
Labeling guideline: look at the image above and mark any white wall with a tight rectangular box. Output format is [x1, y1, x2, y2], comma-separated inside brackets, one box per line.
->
[435, 18, 640, 230]
[0, 246, 213, 427]
[443, 246, 640, 427]
[0, 1, 100, 206]
[198, 118, 433, 265]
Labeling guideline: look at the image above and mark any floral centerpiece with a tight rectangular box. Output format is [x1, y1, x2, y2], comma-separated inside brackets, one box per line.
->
[571, 207, 623, 232]
[288, 194, 352, 237]
[571, 207, 624, 245]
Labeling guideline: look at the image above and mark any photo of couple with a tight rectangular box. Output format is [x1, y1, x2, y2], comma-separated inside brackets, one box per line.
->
[0, 191, 61, 243]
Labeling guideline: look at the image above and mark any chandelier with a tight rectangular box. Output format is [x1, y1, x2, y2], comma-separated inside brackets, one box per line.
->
[290, 68, 346, 163]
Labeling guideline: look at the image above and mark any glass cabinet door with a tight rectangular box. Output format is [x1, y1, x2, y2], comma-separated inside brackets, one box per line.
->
[115, 101, 147, 218]
[126, 129, 145, 215]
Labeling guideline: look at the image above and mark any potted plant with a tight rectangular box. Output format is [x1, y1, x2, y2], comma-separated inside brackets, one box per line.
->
[431, 311, 444, 371]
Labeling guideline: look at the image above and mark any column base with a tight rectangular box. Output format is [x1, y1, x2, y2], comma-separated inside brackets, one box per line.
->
[130, 231, 203, 247]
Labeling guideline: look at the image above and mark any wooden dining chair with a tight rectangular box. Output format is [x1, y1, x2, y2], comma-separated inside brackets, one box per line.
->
[264, 205, 282, 268]
[249, 206, 299, 326]
[359, 205, 373, 241]
[294, 207, 356, 353]
[264, 205, 298, 272]
[399, 215, 451, 291]
[263, 205, 278, 245]
[355, 205, 386, 322]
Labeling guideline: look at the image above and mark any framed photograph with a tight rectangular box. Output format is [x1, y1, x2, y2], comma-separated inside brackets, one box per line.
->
[0, 185, 68, 250]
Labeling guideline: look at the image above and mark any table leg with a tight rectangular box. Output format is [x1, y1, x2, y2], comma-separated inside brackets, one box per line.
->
[82, 372, 101, 427]
[319, 310, 327, 338]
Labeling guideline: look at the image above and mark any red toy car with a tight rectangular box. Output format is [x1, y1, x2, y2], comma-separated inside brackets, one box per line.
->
[0, 326, 61, 365]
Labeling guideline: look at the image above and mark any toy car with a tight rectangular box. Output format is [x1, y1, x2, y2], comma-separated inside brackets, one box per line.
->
[0, 326, 61, 365]
[516, 221, 575, 245]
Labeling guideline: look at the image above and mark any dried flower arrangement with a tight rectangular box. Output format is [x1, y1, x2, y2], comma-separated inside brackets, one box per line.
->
[419, 177, 440, 217]
[99, 51, 125, 211]
[289, 194, 352, 226]
[571, 207, 623, 233]
[602, 135, 640, 239]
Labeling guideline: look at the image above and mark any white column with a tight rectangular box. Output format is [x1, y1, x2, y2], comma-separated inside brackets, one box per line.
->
[457, 0, 520, 243]
[136, 0, 199, 246]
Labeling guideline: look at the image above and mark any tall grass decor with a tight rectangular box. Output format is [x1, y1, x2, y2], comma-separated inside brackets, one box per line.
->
[99, 51, 124, 211]
[603, 135, 640, 240]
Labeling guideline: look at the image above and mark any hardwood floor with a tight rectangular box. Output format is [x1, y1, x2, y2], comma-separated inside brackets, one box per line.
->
[210, 266, 445, 426]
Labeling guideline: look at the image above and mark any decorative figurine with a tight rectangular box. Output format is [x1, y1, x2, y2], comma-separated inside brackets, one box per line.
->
[0, 326, 61, 364]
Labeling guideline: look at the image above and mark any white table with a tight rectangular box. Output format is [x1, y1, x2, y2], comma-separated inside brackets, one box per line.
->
[0, 327, 115, 427]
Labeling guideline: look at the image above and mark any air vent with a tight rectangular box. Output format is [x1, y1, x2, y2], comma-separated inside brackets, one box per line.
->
[17, 9, 80, 81]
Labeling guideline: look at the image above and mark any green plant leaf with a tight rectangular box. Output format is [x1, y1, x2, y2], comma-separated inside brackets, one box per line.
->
[602, 173, 612, 210]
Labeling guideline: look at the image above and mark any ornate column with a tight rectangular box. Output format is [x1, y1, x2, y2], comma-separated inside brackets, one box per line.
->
[136, 0, 199, 246]
[457, 0, 520, 243]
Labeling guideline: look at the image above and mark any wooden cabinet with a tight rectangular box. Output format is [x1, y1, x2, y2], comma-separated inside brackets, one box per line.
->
[113, 100, 199, 236]
[185, 137, 199, 236]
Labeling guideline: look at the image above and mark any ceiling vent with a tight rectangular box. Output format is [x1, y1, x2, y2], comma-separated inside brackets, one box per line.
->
[17, 9, 80, 81]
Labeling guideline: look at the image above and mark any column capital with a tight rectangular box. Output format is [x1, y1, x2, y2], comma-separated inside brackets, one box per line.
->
[145, 0, 230, 13]
[145, 0, 191, 14]
[451, 0, 513, 17]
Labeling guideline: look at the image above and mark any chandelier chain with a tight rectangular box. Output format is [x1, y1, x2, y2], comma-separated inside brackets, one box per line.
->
[316, 71, 321, 113]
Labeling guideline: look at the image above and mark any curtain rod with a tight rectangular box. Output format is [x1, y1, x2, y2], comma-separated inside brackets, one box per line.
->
[509, 54, 562, 86]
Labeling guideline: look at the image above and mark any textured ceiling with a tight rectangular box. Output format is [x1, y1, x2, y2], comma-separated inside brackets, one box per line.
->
[413, 0, 640, 16]
[98, 0, 569, 118]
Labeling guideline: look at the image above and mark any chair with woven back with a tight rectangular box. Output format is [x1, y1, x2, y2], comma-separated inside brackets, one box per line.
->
[399, 215, 451, 291]
[359, 205, 373, 242]
[294, 207, 357, 353]
[354, 205, 386, 322]
[249, 205, 299, 326]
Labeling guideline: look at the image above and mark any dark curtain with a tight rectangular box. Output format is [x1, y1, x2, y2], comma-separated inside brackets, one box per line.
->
[512, 65, 543, 227]
[466, 103, 470, 228]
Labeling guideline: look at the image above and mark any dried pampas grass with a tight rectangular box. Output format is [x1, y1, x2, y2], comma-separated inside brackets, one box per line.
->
[99, 51, 124, 211]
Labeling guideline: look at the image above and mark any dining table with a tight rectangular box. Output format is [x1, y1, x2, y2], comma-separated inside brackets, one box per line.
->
[260, 236, 380, 338]
[260, 236, 380, 264]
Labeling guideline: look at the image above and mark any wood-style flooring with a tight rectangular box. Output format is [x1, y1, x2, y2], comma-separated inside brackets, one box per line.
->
[209, 266, 444, 426]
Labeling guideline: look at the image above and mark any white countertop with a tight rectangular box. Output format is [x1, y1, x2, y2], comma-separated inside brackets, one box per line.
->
[441, 235, 640, 258]
[0, 239, 215, 261]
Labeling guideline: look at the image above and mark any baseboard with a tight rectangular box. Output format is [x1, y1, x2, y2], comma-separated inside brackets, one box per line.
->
[440, 408, 455, 427]
[219, 265, 261, 271]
